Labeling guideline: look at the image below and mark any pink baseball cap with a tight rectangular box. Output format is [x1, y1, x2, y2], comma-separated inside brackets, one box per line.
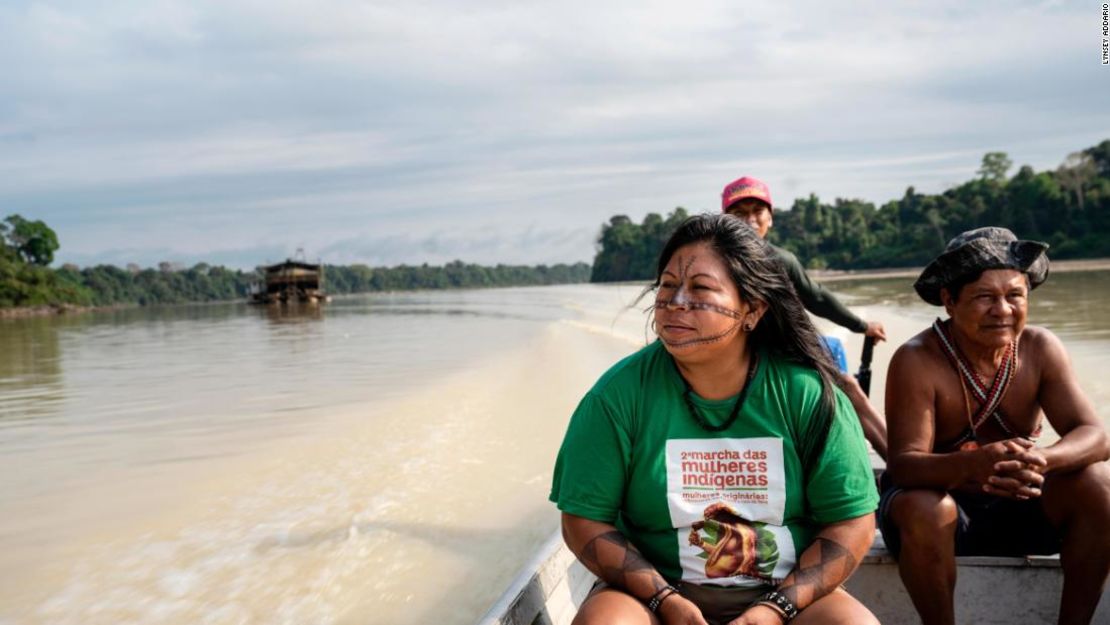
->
[721, 176, 773, 212]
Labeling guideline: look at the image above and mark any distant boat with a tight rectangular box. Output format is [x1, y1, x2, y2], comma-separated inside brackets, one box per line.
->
[248, 257, 331, 305]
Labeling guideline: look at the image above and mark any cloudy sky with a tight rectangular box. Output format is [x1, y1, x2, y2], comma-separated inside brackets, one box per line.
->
[1, 0, 1107, 269]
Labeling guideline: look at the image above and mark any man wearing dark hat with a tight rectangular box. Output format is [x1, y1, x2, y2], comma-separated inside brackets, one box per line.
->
[882, 227, 1110, 625]
[722, 175, 890, 458]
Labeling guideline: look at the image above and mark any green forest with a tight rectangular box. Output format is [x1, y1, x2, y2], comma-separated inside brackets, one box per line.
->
[591, 140, 1110, 281]
[324, 261, 590, 293]
[0, 218, 590, 309]
[0, 253, 590, 310]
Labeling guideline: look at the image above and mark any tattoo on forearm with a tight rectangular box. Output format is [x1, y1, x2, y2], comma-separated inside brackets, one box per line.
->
[777, 538, 857, 608]
[580, 531, 666, 594]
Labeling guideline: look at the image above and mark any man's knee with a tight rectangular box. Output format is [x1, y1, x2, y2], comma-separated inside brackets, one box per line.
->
[890, 489, 958, 542]
[832, 601, 880, 625]
[1046, 461, 1110, 527]
[1074, 461, 1110, 504]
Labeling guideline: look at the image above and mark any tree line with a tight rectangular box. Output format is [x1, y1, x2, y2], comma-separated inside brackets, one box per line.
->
[0, 256, 592, 310]
[591, 139, 1110, 281]
[325, 261, 590, 293]
[0, 218, 591, 309]
[0, 214, 90, 308]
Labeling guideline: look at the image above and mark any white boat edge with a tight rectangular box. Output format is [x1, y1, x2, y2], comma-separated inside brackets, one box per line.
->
[476, 527, 1110, 625]
[475, 530, 593, 625]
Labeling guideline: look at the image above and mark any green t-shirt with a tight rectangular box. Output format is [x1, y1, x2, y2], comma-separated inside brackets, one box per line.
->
[550, 341, 878, 587]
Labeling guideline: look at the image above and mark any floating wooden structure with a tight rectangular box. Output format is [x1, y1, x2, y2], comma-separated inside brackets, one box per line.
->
[248, 259, 330, 305]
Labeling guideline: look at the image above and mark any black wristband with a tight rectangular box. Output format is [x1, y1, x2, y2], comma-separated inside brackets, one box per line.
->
[647, 585, 678, 613]
[756, 590, 798, 622]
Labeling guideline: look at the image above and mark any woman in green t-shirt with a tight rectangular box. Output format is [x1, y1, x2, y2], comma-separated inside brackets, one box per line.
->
[550, 214, 879, 625]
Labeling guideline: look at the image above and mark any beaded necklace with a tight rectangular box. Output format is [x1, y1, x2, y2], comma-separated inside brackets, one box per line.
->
[678, 353, 760, 432]
[932, 318, 1019, 449]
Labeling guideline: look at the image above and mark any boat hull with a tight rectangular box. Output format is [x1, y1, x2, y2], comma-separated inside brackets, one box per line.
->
[477, 529, 1110, 625]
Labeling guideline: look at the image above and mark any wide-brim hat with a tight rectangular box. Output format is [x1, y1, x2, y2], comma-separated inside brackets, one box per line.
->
[914, 227, 1049, 306]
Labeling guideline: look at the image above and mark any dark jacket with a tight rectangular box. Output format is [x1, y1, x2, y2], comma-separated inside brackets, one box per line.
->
[773, 245, 867, 333]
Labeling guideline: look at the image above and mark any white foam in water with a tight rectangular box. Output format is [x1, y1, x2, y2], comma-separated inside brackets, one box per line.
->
[24, 321, 599, 623]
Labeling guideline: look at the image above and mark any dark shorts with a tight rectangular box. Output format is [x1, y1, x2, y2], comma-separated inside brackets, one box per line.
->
[877, 472, 1061, 558]
[588, 579, 769, 625]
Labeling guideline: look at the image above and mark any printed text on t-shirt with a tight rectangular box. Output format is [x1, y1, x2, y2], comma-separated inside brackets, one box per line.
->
[679, 449, 770, 502]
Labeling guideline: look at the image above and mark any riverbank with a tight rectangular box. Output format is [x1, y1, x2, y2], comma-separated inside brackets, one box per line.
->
[810, 257, 1110, 283]
[0, 303, 93, 319]
[4, 258, 1108, 319]
[0, 302, 142, 319]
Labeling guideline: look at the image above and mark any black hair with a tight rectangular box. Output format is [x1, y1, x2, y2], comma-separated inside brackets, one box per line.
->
[643, 213, 842, 471]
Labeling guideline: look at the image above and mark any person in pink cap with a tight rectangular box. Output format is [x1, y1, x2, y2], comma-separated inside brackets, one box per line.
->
[721, 176, 886, 343]
[723, 176, 888, 459]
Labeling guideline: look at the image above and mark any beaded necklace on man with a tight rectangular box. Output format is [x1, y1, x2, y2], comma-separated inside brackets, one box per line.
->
[932, 318, 1022, 450]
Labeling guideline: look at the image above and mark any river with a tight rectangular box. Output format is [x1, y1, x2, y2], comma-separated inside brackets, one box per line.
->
[0, 271, 1107, 624]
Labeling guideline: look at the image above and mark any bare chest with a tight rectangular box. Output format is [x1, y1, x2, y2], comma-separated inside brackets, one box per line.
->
[932, 365, 1044, 446]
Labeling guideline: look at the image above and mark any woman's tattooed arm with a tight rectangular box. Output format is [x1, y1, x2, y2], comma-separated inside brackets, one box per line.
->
[562, 514, 669, 599]
[774, 513, 874, 610]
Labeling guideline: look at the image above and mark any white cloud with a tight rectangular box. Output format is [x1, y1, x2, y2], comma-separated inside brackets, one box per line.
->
[0, 0, 1106, 268]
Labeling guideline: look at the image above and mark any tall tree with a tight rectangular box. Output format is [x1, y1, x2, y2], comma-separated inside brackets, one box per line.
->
[590, 208, 688, 282]
[977, 152, 1013, 183]
[3, 214, 60, 266]
[0, 220, 13, 262]
[1056, 151, 1097, 213]
[1085, 140, 1110, 177]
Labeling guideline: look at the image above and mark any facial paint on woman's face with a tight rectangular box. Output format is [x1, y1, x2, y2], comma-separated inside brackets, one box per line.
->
[650, 252, 747, 347]
[652, 297, 744, 320]
[655, 320, 742, 348]
[652, 254, 744, 321]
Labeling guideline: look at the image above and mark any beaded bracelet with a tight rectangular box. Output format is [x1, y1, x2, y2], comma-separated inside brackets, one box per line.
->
[646, 585, 679, 613]
[756, 590, 798, 622]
